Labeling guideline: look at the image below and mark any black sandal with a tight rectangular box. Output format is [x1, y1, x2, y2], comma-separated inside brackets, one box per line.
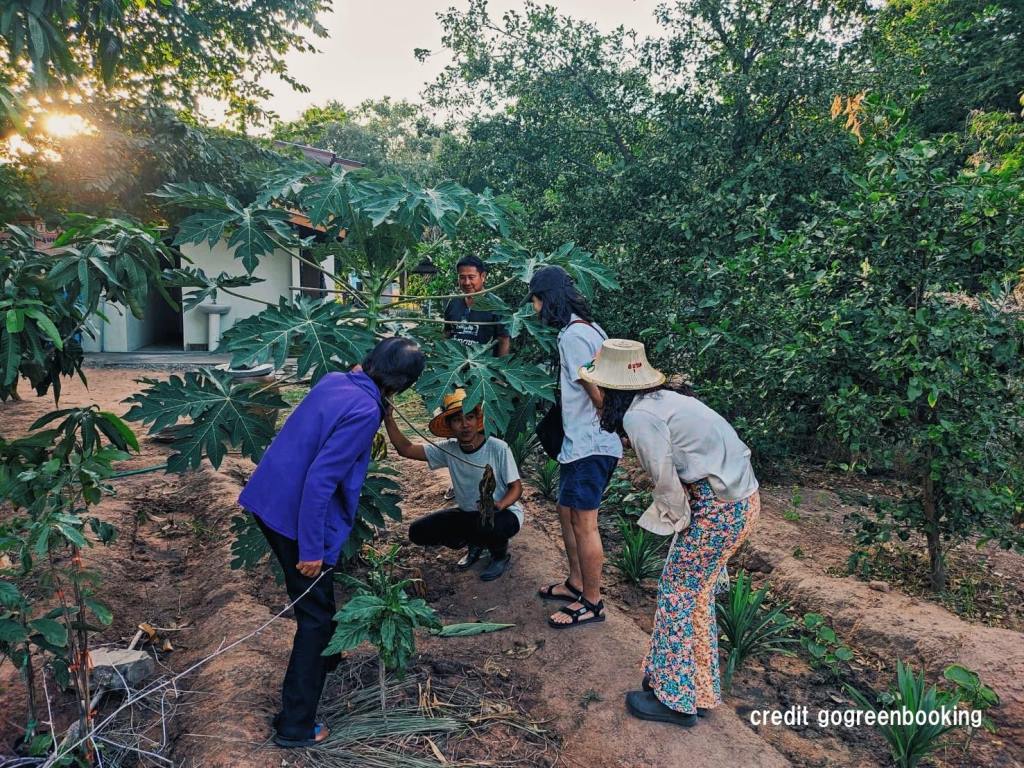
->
[537, 579, 583, 602]
[548, 596, 606, 629]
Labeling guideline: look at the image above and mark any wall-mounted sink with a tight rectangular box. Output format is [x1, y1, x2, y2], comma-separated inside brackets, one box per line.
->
[197, 304, 231, 315]
[197, 303, 231, 351]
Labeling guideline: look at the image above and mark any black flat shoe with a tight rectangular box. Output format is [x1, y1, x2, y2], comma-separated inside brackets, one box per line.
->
[273, 722, 329, 748]
[641, 677, 710, 716]
[625, 690, 698, 727]
[480, 553, 511, 581]
[457, 545, 484, 570]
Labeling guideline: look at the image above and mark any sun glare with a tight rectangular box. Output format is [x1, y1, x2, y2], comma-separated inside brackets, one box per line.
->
[42, 112, 94, 138]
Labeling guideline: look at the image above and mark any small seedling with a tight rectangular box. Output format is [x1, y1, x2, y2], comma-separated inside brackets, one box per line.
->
[943, 664, 999, 752]
[327, 545, 441, 712]
[801, 613, 854, 680]
[611, 516, 665, 585]
[783, 488, 803, 521]
[533, 458, 560, 501]
[847, 661, 960, 768]
[716, 571, 797, 691]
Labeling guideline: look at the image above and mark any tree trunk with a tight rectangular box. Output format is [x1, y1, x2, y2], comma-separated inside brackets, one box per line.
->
[922, 470, 946, 592]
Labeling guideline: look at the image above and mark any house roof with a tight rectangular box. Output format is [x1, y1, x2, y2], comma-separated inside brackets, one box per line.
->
[287, 210, 346, 241]
[272, 140, 366, 171]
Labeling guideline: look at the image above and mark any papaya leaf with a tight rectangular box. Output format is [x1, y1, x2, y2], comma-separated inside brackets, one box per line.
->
[173, 210, 237, 248]
[122, 368, 289, 471]
[221, 297, 376, 383]
[345, 176, 415, 228]
[341, 465, 403, 560]
[490, 240, 618, 300]
[227, 207, 293, 274]
[301, 167, 355, 227]
[229, 514, 270, 571]
[415, 340, 554, 436]
[151, 181, 239, 212]
[473, 188, 513, 236]
[161, 267, 265, 312]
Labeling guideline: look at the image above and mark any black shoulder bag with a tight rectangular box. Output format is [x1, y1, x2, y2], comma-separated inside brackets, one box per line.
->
[534, 320, 604, 460]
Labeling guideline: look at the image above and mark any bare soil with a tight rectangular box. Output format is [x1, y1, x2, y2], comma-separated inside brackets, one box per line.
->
[2, 367, 1022, 767]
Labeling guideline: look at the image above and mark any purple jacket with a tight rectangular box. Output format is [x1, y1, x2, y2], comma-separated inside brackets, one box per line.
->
[238, 371, 383, 565]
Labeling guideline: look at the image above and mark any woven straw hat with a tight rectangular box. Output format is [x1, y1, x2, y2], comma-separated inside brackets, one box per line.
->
[428, 388, 485, 437]
[578, 339, 666, 391]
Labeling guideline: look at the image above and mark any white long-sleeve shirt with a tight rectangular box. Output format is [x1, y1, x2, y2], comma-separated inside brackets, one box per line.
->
[622, 390, 759, 535]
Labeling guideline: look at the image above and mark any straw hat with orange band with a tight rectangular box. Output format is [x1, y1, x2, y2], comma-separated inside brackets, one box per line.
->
[428, 388, 485, 438]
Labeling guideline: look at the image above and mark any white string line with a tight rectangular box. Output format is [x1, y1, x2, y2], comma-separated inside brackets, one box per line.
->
[41, 569, 330, 767]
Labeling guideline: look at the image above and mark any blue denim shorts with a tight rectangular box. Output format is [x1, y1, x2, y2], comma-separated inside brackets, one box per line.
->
[558, 454, 618, 510]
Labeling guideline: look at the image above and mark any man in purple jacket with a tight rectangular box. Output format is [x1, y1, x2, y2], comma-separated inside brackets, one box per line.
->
[238, 337, 425, 748]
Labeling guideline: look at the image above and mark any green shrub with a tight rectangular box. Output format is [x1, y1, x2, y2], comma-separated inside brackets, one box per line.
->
[943, 664, 1000, 752]
[533, 458, 560, 501]
[326, 545, 441, 711]
[602, 467, 652, 517]
[800, 613, 854, 680]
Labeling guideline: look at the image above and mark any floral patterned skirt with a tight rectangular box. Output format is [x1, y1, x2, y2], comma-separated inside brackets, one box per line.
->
[643, 479, 760, 713]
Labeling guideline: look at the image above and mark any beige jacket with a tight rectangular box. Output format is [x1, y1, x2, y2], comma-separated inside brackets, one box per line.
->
[622, 391, 759, 536]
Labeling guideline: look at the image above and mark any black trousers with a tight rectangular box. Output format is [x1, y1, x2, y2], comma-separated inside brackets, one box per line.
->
[408, 507, 521, 558]
[256, 519, 339, 740]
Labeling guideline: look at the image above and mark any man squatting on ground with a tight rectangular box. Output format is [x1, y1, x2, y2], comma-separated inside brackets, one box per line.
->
[384, 387, 524, 582]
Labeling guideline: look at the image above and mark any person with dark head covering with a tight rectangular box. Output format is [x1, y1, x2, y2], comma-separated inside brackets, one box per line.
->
[239, 337, 425, 748]
[527, 266, 622, 629]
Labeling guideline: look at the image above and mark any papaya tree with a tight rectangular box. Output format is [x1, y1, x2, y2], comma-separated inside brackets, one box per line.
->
[121, 159, 617, 561]
[0, 160, 615, 760]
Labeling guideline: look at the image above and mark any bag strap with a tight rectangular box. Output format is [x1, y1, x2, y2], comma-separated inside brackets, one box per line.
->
[568, 318, 607, 340]
[550, 319, 607, 398]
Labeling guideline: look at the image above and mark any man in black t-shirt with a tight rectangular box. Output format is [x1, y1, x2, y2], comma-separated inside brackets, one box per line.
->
[443, 255, 511, 356]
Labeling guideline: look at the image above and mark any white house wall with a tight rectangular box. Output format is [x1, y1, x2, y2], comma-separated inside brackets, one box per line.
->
[80, 300, 137, 353]
[180, 240, 335, 351]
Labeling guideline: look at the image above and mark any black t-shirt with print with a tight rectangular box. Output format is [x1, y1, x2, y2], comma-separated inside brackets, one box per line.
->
[443, 297, 509, 347]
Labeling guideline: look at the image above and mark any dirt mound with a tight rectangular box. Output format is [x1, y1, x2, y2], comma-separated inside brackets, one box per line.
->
[738, 491, 1024, 764]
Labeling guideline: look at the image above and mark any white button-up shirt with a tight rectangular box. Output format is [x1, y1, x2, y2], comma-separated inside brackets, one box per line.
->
[623, 390, 758, 535]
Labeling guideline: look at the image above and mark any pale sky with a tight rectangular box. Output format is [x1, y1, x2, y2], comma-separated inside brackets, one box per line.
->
[207, 0, 665, 125]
